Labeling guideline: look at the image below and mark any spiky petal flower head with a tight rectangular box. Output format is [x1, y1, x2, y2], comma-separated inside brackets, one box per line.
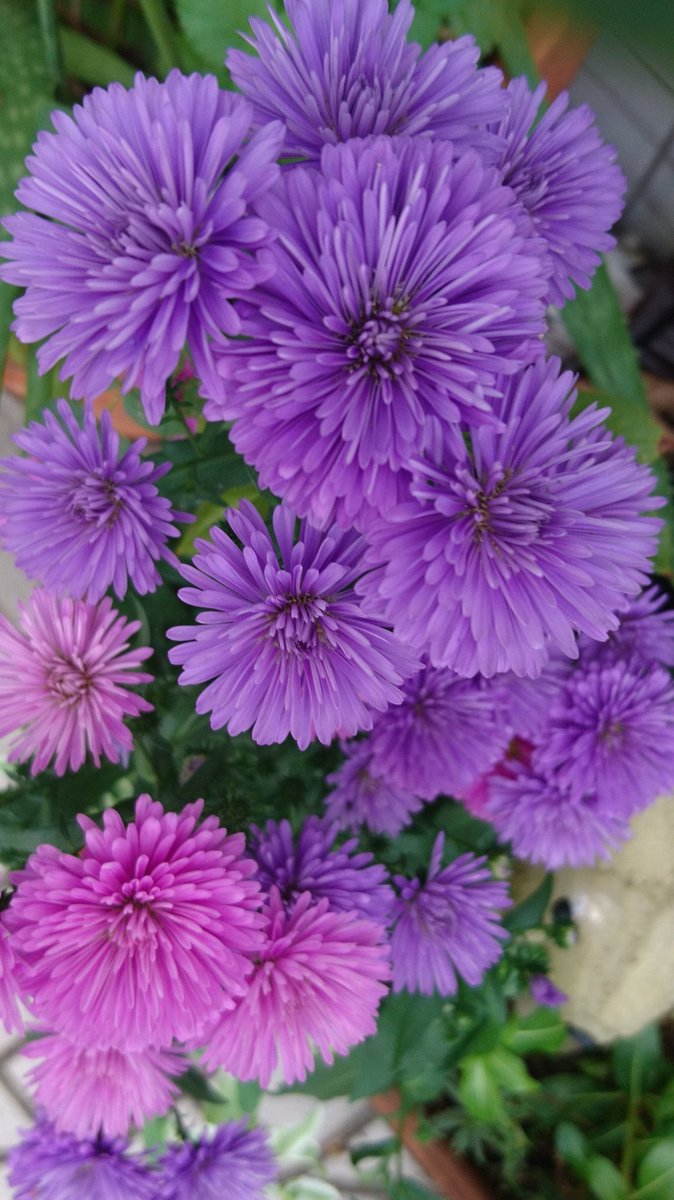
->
[248, 816, 393, 926]
[7, 795, 264, 1050]
[0, 400, 189, 601]
[168, 501, 418, 749]
[497, 78, 625, 307]
[0, 72, 284, 423]
[325, 739, 424, 836]
[390, 834, 509, 996]
[8, 1116, 157, 1200]
[363, 357, 663, 677]
[580, 584, 674, 669]
[207, 136, 548, 529]
[24, 1034, 182, 1140]
[0, 919, 22, 1034]
[0, 591, 153, 776]
[159, 1121, 276, 1200]
[202, 889, 390, 1086]
[228, 0, 506, 162]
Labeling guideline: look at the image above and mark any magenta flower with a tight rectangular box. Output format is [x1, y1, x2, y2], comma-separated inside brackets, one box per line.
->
[228, 0, 505, 162]
[325, 739, 424, 836]
[0, 920, 22, 1034]
[7, 796, 264, 1050]
[24, 1033, 182, 1139]
[0, 591, 153, 776]
[207, 135, 547, 529]
[8, 1117, 157, 1200]
[159, 1121, 276, 1200]
[168, 501, 418, 749]
[0, 400, 189, 600]
[0, 72, 284, 423]
[363, 357, 663, 677]
[202, 890, 390, 1086]
[390, 834, 509, 995]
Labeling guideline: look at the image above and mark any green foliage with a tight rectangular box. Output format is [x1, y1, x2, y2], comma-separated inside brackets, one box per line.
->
[174, 0, 272, 77]
[0, 0, 56, 221]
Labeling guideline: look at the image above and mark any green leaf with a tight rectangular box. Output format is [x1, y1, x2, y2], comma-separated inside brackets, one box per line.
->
[563, 262, 646, 408]
[584, 1156, 627, 1200]
[458, 1055, 507, 1123]
[503, 873, 552, 933]
[350, 1138, 397, 1165]
[503, 1007, 567, 1055]
[556, 1122, 591, 1173]
[0, 0, 55, 220]
[176, 1065, 226, 1104]
[611, 1025, 662, 1096]
[389, 1180, 442, 1200]
[175, 0, 269, 75]
[633, 1139, 674, 1199]
[59, 26, 136, 88]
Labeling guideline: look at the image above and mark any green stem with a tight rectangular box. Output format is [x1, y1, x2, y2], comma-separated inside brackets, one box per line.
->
[136, 0, 180, 76]
[37, 0, 64, 92]
[106, 0, 127, 46]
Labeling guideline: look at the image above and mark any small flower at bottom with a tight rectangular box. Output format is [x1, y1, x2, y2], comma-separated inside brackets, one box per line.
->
[8, 1115, 158, 1200]
[158, 1121, 276, 1200]
[0, 590, 153, 776]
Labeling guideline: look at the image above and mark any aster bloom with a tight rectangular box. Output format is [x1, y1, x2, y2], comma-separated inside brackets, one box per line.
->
[228, 0, 506, 162]
[530, 975, 568, 1008]
[0, 591, 152, 776]
[168, 501, 418, 749]
[497, 77, 625, 307]
[363, 357, 663, 677]
[485, 757, 631, 868]
[7, 795, 264, 1050]
[368, 663, 510, 801]
[0, 400, 189, 601]
[25, 1034, 182, 1139]
[202, 889, 390, 1086]
[580, 584, 674, 669]
[390, 834, 509, 996]
[159, 1121, 276, 1200]
[325, 739, 424, 836]
[8, 1117, 158, 1200]
[248, 816, 393, 925]
[207, 135, 548, 529]
[0, 920, 22, 1034]
[537, 656, 674, 815]
[1, 72, 284, 424]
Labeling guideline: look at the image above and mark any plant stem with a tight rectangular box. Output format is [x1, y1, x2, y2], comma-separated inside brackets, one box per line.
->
[137, 0, 180, 76]
[36, 0, 64, 92]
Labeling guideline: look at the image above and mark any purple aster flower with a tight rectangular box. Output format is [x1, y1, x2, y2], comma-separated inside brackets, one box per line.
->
[485, 757, 631, 868]
[496, 78, 625, 307]
[325, 739, 424, 836]
[248, 816, 393, 925]
[390, 834, 509, 995]
[0, 72, 284, 423]
[0, 400, 189, 601]
[529, 975, 568, 1008]
[227, 0, 505, 162]
[168, 501, 418, 750]
[8, 1117, 157, 1200]
[202, 889, 390, 1086]
[0, 591, 153, 776]
[24, 1033, 182, 1139]
[363, 357, 663, 677]
[580, 584, 674, 669]
[0, 919, 22, 1034]
[159, 1122, 276, 1200]
[7, 795, 264, 1050]
[537, 657, 674, 815]
[368, 663, 510, 801]
[206, 135, 548, 529]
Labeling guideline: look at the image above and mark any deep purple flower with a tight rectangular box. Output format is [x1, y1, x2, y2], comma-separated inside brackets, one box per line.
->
[202, 889, 390, 1086]
[248, 816, 393, 925]
[390, 834, 509, 995]
[485, 757, 631, 868]
[368, 663, 510, 801]
[168, 501, 418, 749]
[580, 584, 674, 669]
[325, 739, 424, 836]
[159, 1122, 276, 1200]
[8, 1116, 157, 1200]
[206, 135, 547, 529]
[497, 78, 625, 307]
[0, 400, 189, 600]
[363, 357, 663, 677]
[7, 796, 264, 1050]
[529, 975, 567, 1009]
[1, 72, 284, 423]
[228, 0, 505, 162]
[0, 591, 153, 776]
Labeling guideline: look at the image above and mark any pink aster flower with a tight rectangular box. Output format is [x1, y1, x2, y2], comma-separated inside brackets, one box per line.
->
[0, 591, 153, 776]
[7, 796, 264, 1050]
[0, 920, 22, 1034]
[202, 890, 390, 1086]
[24, 1033, 182, 1139]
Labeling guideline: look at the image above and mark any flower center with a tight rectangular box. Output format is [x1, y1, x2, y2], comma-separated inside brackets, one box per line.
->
[69, 472, 125, 527]
[47, 657, 93, 702]
[108, 875, 162, 946]
[346, 300, 413, 379]
[267, 593, 328, 658]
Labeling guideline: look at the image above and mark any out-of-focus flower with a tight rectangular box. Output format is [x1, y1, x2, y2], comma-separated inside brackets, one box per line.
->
[158, 1121, 276, 1200]
[529, 975, 568, 1008]
[325, 739, 424, 836]
[8, 1116, 157, 1200]
[580, 584, 674, 669]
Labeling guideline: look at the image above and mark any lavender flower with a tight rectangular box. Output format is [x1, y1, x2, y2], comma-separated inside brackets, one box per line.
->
[206, 135, 547, 529]
[159, 1122, 276, 1200]
[249, 816, 393, 926]
[325, 739, 424, 836]
[0, 400, 189, 600]
[168, 501, 418, 749]
[530, 975, 567, 1008]
[390, 834, 509, 995]
[1, 72, 284, 423]
[228, 0, 506, 162]
[497, 78, 625, 307]
[8, 1116, 157, 1200]
[363, 357, 663, 677]
[580, 584, 674, 669]
[0, 591, 153, 776]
